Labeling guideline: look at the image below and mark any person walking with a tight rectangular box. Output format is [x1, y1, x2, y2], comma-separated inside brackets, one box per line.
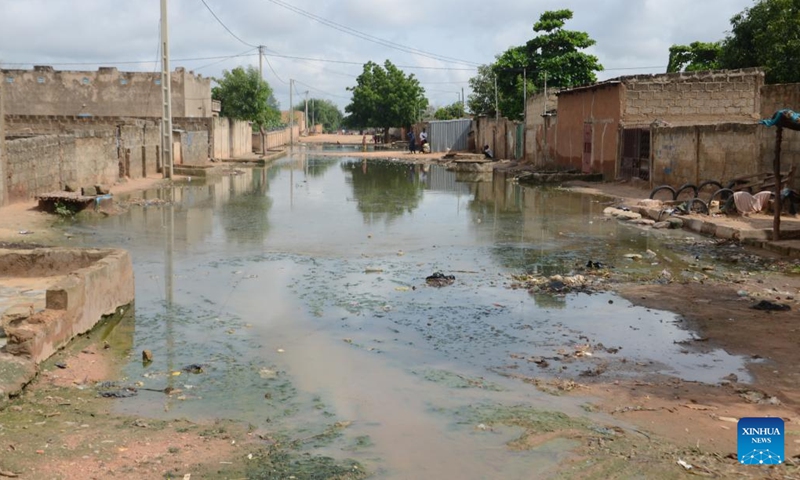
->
[407, 129, 417, 154]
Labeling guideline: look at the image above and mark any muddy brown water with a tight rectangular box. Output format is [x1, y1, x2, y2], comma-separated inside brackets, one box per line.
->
[61, 148, 757, 478]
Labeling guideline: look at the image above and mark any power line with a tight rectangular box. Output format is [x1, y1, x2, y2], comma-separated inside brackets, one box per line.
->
[0, 53, 260, 68]
[199, 0, 257, 48]
[264, 0, 481, 68]
[293, 79, 349, 99]
[260, 48, 288, 84]
[262, 50, 476, 71]
[194, 47, 258, 71]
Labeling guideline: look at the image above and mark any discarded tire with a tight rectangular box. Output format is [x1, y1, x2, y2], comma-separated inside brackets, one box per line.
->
[697, 180, 723, 200]
[675, 183, 698, 200]
[685, 198, 709, 215]
[709, 188, 735, 212]
[649, 185, 677, 201]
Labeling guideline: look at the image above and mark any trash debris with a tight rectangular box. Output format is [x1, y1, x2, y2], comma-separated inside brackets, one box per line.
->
[182, 364, 205, 374]
[18, 230, 32, 235]
[55, 362, 67, 369]
[142, 350, 153, 363]
[676, 458, 693, 470]
[364, 267, 384, 274]
[426, 272, 455, 287]
[752, 300, 791, 311]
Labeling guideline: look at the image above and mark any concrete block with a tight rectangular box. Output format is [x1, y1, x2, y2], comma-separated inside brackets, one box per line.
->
[683, 218, 704, 232]
[81, 185, 97, 196]
[0, 353, 37, 411]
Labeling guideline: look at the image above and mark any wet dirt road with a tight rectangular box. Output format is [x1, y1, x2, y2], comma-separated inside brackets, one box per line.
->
[54, 148, 785, 478]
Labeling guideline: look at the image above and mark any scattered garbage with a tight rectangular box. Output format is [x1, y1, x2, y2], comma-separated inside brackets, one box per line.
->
[752, 300, 791, 311]
[182, 364, 206, 374]
[142, 350, 153, 363]
[676, 458, 693, 470]
[426, 272, 455, 287]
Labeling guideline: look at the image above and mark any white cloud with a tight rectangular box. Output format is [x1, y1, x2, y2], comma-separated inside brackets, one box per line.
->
[0, 0, 757, 110]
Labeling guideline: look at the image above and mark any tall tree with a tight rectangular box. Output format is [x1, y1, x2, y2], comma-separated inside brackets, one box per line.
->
[467, 64, 497, 116]
[666, 41, 722, 73]
[293, 98, 343, 133]
[212, 66, 281, 129]
[474, 9, 602, 121]
[720, 0, 800, 84]
[344, 60, 428, 137]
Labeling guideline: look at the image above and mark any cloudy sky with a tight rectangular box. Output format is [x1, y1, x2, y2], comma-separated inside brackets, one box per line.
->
[0, 0, 757, 112]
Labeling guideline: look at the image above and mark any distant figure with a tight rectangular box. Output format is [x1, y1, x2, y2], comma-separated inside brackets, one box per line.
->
[419, 128, 428, 149]
[407, 129, 417, 154]
[362, 134, 367, 151]
[483, 145, 494, 159]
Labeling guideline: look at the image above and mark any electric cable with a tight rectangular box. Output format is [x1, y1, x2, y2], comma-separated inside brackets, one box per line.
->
[199, 0, 258, 48]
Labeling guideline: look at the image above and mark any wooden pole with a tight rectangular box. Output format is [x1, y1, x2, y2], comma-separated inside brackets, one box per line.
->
[773, 126, 782, 241]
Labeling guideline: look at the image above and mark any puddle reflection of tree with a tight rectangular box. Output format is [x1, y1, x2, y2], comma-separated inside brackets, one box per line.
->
[218, 169, 274, 244]
[341, 160, 424, 223]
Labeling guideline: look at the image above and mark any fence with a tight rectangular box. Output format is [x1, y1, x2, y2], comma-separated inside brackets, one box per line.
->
[427, 119, 472, 153]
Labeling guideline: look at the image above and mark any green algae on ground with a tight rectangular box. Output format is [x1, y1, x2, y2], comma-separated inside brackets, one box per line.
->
[419, 369, 505, 391]
[246, 447, 367, 480]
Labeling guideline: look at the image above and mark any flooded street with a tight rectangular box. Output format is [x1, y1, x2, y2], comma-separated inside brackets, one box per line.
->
[64, 148, 755, 478]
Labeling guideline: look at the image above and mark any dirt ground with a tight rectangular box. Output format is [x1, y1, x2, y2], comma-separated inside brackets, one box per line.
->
[2, 157, 800, 478]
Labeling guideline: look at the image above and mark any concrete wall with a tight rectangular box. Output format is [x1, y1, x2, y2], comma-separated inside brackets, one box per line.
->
[622, 68, 763, 126]
[253, 125, 301, 152]
[1, 66, 211, 118]
[651, 123, 762, 187]
[554, 82, 621, 178]
[212, 117, 252, 159]
[525, 91, 559, 166]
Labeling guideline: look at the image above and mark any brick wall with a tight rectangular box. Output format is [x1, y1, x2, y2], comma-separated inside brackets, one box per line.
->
[74, 132, 117, 186]
[622, 68, 763, 125]
[5, 135, 77, 202]
[651, 123, 762, 187]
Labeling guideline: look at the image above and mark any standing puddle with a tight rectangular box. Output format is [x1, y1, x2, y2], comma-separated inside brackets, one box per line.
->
[64, 150, 754, 477]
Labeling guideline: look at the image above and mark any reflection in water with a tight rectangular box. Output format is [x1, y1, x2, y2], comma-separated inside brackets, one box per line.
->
[67, 153, 752, 479]
[341, 159, 424, 224]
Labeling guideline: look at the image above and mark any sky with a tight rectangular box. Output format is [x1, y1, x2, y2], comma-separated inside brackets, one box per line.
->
[0, 0, 758, 113]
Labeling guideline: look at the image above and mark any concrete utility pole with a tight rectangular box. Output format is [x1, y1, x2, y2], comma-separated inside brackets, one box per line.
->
[304, 90, 309, 135]
[258, 45, 264, 79]
[461, 87, 465, 115]
[289, 79, 294, 147]
[160, 0, 173, 179]
[311, 98, 315, 133]
[523, 68, 527, 125]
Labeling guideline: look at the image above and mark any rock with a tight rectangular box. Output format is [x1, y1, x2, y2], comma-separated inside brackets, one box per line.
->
[630, 218, 655, 225]
[652, 221, 671, 229]
[667, 218, 684, 229]
[64, 183, 77, 193]
[81, 185, 98, 196]
[142, 350, 153, 363]
[616, 210, 642, 221]
[426, 272, 455, 287]
[637, 199, 663, 208]
[95, 184, 110, 195]
[752, 300, 791, 311]
[624, 253, 643, 260]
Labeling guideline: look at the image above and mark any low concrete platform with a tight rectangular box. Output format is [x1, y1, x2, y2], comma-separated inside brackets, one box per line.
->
[0, 247, 134, 409]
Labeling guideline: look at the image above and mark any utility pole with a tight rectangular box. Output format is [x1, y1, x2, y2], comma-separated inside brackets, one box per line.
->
[160, 0, 173, 179]
[258, 45, 265, 154]
[523, 68, 527, 125]
[494, 73, 499, 121]
[461, 87, 465, 116]
[304, 90, 309, 136]
[258, 45, 264, 78]
[289, 79, 294, 147]
[311, 98, 315, 133]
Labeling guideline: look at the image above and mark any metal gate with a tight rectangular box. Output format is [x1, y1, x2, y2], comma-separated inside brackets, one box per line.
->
[620, 128, 650, 181]
[515, 123, 524, 159]
[428, 119, 472, 153]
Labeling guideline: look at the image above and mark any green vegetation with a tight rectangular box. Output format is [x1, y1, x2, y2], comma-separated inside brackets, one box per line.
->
[433, 101, 466, 120]
[344, 60, 427, 138]
[669, 0, 800, 84]
[212, 66, 282, 130]
[294, 98, 344, 133]
[468, 9, 602, 120]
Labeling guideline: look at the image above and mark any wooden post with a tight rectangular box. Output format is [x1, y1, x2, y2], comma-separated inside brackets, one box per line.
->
[773, 126, 782, 241]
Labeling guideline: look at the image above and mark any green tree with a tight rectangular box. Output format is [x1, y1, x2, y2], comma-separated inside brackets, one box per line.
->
[488, 9, 602, 120]
[344, 60, 428, 138]
[293, 98, 343, 133]
[212, 66, 282, 130]
[434, 102, 465, 120]
[720, 0, 800, 84]
[468, 64, 497, 116]
[667, 41, 722, 73]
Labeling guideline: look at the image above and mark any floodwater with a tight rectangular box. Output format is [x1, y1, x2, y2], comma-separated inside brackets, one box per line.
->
[65, 147, 753, 478]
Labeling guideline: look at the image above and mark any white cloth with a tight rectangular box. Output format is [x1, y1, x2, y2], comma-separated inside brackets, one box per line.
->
[733, 191, 772, 214]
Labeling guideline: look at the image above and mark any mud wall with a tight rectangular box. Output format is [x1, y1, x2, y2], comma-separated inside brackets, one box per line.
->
[474, 116, 515, 160]
[651, 123, 762, 187]
[5, 135, 78, 203]
[253, 125, 301, 152]
[554, 82, 621, 179]
[759, 84, 800, 187]
[1, 66, 211, 118]
[0, 84, 5, 206]
[525, 90, 558, 166]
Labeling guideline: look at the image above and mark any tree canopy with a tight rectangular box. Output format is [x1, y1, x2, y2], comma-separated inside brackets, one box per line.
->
[344, 60, 428, 132]
[293, 98, 344, 133]
[469, 9, 602, 120]
[212, 66, 282, 129]
[668, 0, 800, 84]
[434, 101, 465, 120]
[667, 41, 722, 73]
